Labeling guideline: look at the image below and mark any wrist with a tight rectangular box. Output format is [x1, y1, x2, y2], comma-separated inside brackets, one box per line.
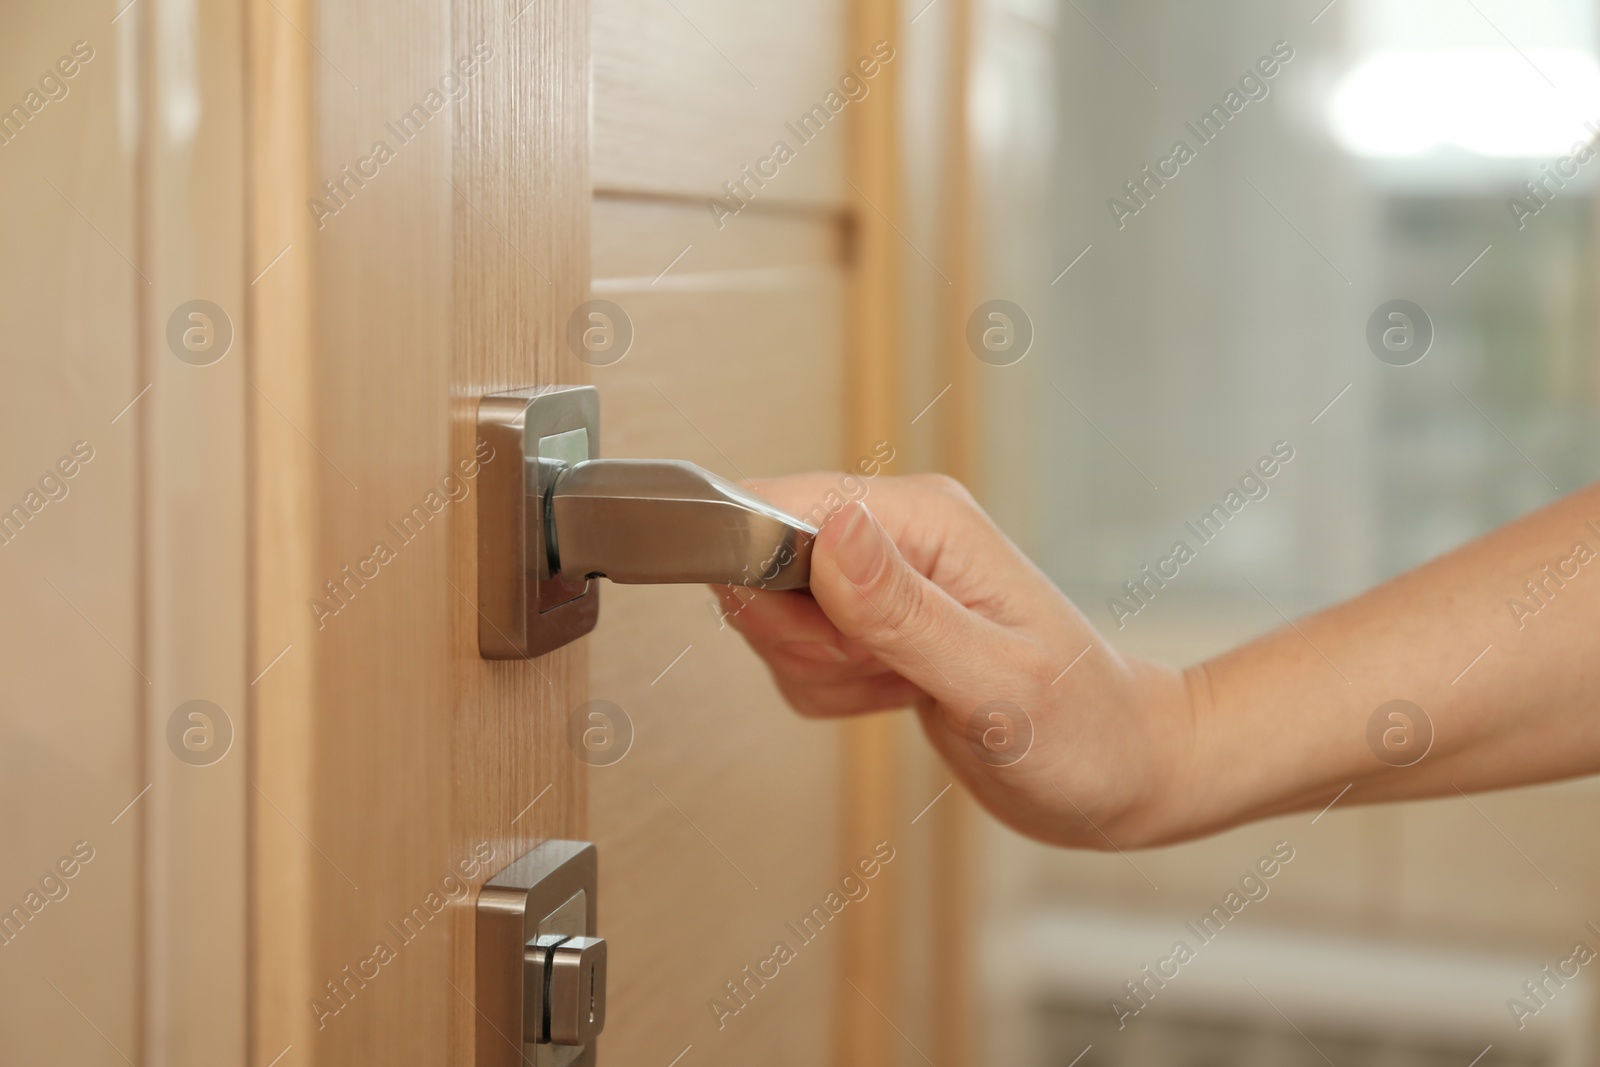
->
[1095, 657, 1212, 848]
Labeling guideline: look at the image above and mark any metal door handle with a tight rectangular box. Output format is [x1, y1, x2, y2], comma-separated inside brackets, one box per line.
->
[476, 385, 814, 659]
[548, 459, 812, 588]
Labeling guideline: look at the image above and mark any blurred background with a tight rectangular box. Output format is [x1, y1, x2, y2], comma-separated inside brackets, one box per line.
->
[923, 0, 1600, 1063]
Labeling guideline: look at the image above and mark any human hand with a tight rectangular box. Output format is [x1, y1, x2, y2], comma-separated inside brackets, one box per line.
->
[715, 473, 1199, 849]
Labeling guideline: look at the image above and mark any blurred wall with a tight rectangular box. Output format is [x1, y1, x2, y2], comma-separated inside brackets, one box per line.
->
[964, 0, 1600, 1064]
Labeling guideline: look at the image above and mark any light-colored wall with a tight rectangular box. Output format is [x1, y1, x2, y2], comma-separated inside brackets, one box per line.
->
[967, 0, 1600, 1059]
[0, 10, 141, 1064]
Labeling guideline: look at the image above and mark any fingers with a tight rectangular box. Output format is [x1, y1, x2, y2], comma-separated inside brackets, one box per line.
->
[805, 499, 1041, 706]
[727, 472, 1166, 849]
[732, 472, 1077, 720]
[715, 586, 839, 652]
[773, 671, 927, 719]
[716, 586, 897, 684]
[749, 473, 1060, 629]
[714, 582, 928, 716]
[743, 472, 871, 531]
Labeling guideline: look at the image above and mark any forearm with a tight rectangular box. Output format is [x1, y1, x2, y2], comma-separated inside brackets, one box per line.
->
[1165, 482, 1600, 841]
[736, 472, 1600, 853]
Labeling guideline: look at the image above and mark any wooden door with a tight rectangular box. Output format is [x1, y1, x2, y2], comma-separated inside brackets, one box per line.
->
[5, 1, 936, 1065]
[251, 0, 902, 1057]
[584, 2, 847, 1058]
[249, 0, 591, 1063]
[585, 2, 921, 1065]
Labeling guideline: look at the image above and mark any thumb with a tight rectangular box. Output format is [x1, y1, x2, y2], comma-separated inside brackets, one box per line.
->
[807, 500, 1016, 701]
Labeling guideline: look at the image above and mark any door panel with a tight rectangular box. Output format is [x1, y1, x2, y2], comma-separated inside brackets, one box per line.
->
[593, 0, 845, 205]
[250, 0, 589, 1062]
[588, 198, 849, 1064]
[6, 2, 915, 1065]
[588, 3, 934, 1063]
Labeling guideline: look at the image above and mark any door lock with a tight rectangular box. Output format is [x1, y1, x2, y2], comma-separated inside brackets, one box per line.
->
[476, 385, 816, 659]
[528, 935, 607, 1047]
[477, 840, 606, 1067]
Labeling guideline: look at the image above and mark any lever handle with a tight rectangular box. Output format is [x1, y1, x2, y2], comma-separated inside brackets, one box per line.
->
[477, 385, 811, 659]
[548, 459, 814, 589]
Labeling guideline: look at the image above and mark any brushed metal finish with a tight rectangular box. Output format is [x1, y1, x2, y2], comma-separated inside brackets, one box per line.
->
[477, 385, 815, 659]
[549, 459, 815, 589]
[543, 936, 607, 1046]
[523, 888, 587, 1047]
[475, 840, 600, 1067]
[476, 388, 600, 659]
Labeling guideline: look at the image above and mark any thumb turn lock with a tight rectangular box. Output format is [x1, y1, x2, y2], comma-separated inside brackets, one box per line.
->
[477, 840, 605, 1067]
[477, 385, 815, 659]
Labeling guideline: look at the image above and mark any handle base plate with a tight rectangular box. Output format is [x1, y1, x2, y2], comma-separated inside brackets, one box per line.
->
[476, 385, 601, 659]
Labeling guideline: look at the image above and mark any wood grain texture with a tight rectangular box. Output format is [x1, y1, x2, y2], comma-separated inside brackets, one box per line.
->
[0, 6, 142, 1064]
[593, 0, 847, 207]
[588, 197, 848, 1066]
[249, 0, 589, 1062]
[451, 0, 590, 1057]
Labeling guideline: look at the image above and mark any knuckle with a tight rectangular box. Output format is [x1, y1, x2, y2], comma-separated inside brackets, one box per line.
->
[1018, 644, 1059, 704]
[865, 554, 932, 639]
[909, 472, 973, 504]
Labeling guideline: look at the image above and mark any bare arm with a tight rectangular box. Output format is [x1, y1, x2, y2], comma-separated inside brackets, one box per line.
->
[723, 474, 1600, 849]
[1180, 480, 1600, 842]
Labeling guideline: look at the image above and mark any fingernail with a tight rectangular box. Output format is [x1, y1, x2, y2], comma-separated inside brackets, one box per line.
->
[833, 503, 886, 586]
[776, 641, 851, 663]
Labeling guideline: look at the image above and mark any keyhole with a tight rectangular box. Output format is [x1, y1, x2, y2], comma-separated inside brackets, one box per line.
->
[587, 965, 597, 1022]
